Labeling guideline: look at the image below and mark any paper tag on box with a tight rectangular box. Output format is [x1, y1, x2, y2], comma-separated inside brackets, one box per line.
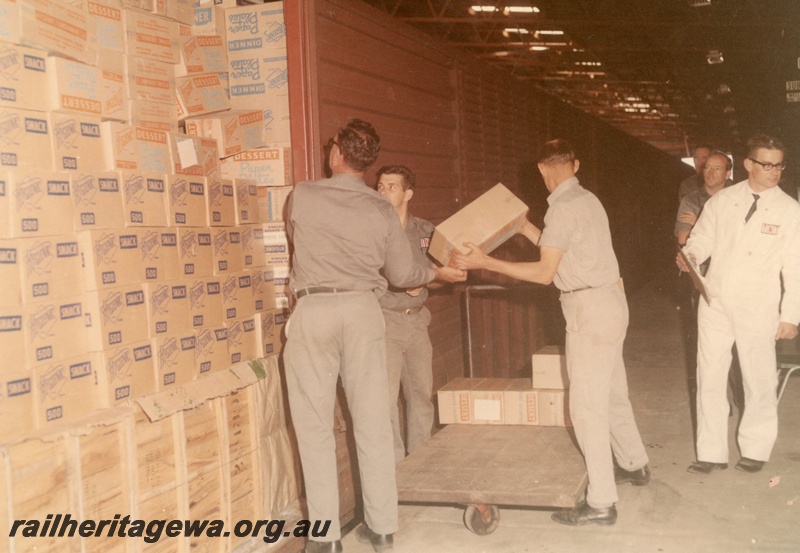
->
[473, 399, 502, 421]
[177, 136, 199, 168]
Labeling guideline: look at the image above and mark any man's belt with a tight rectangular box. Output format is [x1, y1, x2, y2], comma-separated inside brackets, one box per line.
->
[385, 305, 423, 315]
[560, 286, 594, 295]
[295, 286, 352, 299]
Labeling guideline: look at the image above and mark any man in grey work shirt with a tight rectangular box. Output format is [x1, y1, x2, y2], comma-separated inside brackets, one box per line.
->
[452, 139, 649, 527]
[375, 165, 439, 462]
[284, 119, 465, 553]
[679, 144, 712, 202]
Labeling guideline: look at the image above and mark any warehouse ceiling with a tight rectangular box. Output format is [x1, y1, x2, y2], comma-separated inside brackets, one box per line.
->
[359, 0, 800, 158]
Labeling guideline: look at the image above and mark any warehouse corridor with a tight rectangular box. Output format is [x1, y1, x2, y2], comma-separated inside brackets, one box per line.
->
[341, 275, 800, 553]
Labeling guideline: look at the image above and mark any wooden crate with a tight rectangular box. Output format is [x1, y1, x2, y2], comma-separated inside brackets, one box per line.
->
[6, 437, 76, 553]
[80, 423, 131, 553]
[181, 403, 225, 553]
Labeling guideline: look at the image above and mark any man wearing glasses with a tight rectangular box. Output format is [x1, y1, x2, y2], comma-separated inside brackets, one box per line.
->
[284, 119, 465, 553]
[678, 134, 800, 475]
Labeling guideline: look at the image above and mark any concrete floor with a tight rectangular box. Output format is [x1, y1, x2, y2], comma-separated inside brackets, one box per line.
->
[341, 276, 800, 553]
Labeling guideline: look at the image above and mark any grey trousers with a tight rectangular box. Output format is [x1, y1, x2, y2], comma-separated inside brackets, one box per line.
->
[284, 291, 398, 541]
[383, 307, 434, 463]
[560, 284, 649, 508]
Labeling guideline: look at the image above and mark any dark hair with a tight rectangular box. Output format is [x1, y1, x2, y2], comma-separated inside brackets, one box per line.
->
[746, 134, 785, 159]
[694, 144, 713, 154]
[375, 165, 416, 190]
[708, 150, 732, 172]
[336, 119, 381, 172]
[537, 139, 576, 165]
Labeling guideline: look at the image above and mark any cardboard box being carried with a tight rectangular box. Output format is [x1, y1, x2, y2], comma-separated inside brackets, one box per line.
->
[428, 183, 529, 266]
[531, 345, 569, 390]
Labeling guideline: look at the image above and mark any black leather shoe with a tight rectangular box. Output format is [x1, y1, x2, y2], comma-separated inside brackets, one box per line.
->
[735, 457, 765, 473]
[304, 540, 342, 553]
[551, 502, 617, 526]
[687, 461, 728, 474]
[615, 464, 651, 486]
[355, 524, 393, 552]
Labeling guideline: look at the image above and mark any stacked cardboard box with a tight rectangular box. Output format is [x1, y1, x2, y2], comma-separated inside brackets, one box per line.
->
[1, 359, 301, 553]
[438, 377, 571, 427]
[0, 0, 288, 437]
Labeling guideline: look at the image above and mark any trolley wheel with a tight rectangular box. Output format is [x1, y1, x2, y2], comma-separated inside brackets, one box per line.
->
[463, 503, 500, 535]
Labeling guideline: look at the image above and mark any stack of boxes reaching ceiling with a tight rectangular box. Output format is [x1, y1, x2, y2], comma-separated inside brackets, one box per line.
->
[0, 1, 299, 548]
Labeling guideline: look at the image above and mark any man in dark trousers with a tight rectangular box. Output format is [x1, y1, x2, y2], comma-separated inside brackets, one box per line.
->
[451, 139, 650, 527]
[284, 119, 465, 553]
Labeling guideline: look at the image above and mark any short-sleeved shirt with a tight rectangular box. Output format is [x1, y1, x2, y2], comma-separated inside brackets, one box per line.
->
[378, 214, 435, 311]
[538, 177, 620, 292]
[286, 173, 435, 296]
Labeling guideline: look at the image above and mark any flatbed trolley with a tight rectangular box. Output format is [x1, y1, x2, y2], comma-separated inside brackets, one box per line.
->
[396, 285, 587, 535]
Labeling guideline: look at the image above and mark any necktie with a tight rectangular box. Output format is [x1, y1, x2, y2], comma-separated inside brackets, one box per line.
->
[744, 194, 759, 223]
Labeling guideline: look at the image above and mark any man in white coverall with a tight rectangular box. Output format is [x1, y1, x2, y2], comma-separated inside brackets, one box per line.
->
[679, 134, 800, 474]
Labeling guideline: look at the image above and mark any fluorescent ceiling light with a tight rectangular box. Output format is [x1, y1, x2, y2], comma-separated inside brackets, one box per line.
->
[706, 50, 724, 64]
[504, 27, 530, 34]
[536, 30, 563, 36]
[469, 5, 500, 14]
[530, 45, 548, 51]
[504, 6, 540, 14]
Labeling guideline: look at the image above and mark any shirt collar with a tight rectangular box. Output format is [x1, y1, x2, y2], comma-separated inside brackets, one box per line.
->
[744, 180, 779, 201]
[547, 176, 580, 206]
